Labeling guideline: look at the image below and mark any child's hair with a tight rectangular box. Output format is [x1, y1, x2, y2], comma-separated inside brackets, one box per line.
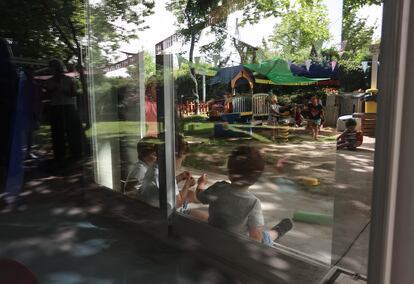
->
[227, 146, 265, 187]
[270, 95, 278, 102]
[137, 137, 157, 160]
[155, 133, 189, 158]
[345, 119, 357, 128]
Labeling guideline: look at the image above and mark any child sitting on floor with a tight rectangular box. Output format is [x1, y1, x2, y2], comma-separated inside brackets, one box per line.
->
[125, 137, 158, 193]
[196, 146, 293, 245]
[139, 134, 198, 210]
[337, 119, 360, 150]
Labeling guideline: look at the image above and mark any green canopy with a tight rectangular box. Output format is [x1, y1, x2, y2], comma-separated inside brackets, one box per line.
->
[244, 58, 327, 86]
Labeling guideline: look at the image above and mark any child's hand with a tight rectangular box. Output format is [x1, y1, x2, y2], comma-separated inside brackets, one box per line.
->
[189, 177, 196, 187]
[184, 176, 196, 188]
[197, 174, 208, 186]
[177, 171, 191, 182]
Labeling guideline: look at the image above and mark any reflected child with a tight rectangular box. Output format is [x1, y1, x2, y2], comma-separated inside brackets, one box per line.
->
[196, 146, 293, 245]
[125, 137, 158, 193]
[139, 134, 198, 210]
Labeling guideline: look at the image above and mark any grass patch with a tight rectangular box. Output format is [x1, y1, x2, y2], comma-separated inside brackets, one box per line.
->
[85, 121, 142, 138]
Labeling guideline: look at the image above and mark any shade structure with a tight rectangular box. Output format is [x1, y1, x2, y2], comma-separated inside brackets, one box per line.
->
[209, 65, 255, 87]
[290, 63, 339, 80]
[245, 58, 327, 86]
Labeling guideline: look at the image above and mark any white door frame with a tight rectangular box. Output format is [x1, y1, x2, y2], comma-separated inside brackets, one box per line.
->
[368, 0, 414, 283]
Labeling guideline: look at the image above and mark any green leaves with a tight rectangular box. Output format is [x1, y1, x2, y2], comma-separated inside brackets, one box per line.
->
[270, 0, 330, 62]
[0, 0, 154, 64]
[342, 0, 378, 61]
[241, 0, 290, 25]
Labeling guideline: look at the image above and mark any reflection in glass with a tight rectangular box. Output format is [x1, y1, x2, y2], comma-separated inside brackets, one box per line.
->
[86, 0, 383, 280]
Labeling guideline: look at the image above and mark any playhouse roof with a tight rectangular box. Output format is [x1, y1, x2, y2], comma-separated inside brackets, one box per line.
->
[209, 65, 255, 86]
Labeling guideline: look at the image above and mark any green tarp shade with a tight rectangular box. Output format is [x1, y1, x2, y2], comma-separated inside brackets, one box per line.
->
[244, 58, 328, 86]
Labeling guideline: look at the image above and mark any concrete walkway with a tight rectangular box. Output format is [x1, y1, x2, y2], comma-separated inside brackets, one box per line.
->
[0, 168, 236, 284]
[183, 137, 375, 273]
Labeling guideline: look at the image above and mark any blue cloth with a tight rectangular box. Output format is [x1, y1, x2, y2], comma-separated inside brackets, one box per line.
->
[262, 231, 273, 246]
[6, 71, 32, 197]
[309, 118, 322, 126]
[290, 63, 338, 80]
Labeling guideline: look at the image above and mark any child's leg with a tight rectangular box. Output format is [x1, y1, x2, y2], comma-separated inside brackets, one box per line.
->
[271, 119, 277, 140]
[311, 123, 317, 139]
[314, 121, 321, 139]
[337, 140, 348, 149]
[187, 191, 199, 203]
[188, 209, 209, 222]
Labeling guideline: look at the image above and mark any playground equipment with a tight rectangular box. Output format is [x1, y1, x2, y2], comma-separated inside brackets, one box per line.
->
[252, 93, 271, 120]
[293, 210, 333, 225]
[299, 176, 321, 186]
[277, 126, 290, 142]
[232, 94, 252, 114]
[207, 60, 330, 139]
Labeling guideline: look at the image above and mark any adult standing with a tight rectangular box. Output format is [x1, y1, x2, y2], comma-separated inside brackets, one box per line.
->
[45, 59, 83, 163]
[145, 77, 158, 137]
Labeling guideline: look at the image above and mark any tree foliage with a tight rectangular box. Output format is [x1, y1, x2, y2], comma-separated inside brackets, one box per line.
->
[339, 0, 381, 91]
[126, 51, 156, 83]
[341, 0, 379, 61]
[0, 0, 154, 78]
[0, 0, 154, 123]
[241, 0, 290, 25]
[270, 0, 330, 62]
[343, 0, 382, 16]
[199, 21, 230, 68]
[167, 0, 222, 105]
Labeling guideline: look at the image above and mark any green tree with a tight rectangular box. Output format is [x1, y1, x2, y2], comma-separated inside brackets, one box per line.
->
[270, 0, 330, 62]
[0, 0, 154, 122]
[167, 0, 222, 108]
[342, 17, 375, 61]
[343, 0, 382, 16]
[241, 0, 290, 25]
[199, 20, 231, 67]
[126, 51, 156, 83]
[342, 0, 380, 60]
[339, 0, 381, 91]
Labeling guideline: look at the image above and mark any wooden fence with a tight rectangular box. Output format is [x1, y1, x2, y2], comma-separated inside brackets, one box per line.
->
[177, 102, 209, 116]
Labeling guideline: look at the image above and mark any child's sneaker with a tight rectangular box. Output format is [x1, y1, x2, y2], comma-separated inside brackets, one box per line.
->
[272, 218, 293, 240]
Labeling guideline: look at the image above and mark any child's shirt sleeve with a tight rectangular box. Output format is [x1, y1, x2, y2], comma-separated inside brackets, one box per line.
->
[247, 199, 265, 229]
[197, 182, 220, 204]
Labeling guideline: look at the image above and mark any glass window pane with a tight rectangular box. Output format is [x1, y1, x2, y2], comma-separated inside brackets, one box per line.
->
[86, 0, 384, 282]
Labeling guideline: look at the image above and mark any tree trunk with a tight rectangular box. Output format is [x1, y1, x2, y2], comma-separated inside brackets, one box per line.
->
[233, 38, 246, 64]
[76, 49, 90, 128]
[189, 32, 199, 114]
